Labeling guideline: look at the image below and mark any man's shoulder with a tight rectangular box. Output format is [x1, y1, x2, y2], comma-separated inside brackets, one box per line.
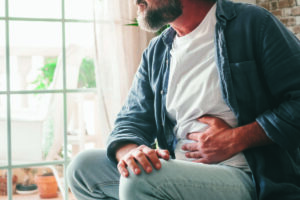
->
[147, 34, 163, 49]
[220, 1, 278, 34]
[144, 28, 172, 59]
[147, 28, 172, 49]
[232, 1, 271, 21]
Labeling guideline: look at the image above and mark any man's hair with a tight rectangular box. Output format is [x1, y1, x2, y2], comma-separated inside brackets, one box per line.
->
[137, 0, 183, 32]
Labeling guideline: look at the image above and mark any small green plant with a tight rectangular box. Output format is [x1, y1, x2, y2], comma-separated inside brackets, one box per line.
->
[32, 58, 57, 90]
[32, 57, 96, 90]
[77, 58, 96, 88]
[42, 118, 54, 159]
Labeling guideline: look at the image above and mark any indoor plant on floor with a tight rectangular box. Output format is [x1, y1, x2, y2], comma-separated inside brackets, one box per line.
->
[35, 169, 58, 198]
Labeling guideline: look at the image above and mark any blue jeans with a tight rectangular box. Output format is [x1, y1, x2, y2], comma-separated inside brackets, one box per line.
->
[67, 149, 256, 200]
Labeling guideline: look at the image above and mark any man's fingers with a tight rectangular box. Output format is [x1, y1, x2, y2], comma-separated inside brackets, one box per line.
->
[198, 116, 230, 129]
[124, 156, 141, 175]
[187, 132, 202, 141]
[156, 149, 170, 160]
[193, 158, 211, 164]
[185, 151, 202, 159]
[117, 160, 129, 177]
[118, 145, 170, 178]
[132, 149, 153, 173]
[142, 148, 161, 170]
[197, 115, 215, 124]
[181, 142, 198, 151]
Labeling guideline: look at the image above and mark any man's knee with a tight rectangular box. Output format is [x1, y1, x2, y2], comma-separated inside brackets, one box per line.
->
[119, 170, 150, 199]
[119, 159, 169, 199]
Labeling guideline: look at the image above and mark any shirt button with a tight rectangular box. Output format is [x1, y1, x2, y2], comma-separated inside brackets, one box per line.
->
[160, 90, 163, 95]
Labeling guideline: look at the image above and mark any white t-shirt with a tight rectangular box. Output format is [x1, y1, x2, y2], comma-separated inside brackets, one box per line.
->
[166, 4, 250, 171]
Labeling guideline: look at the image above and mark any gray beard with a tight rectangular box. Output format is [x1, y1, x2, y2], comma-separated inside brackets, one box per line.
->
[137, 0, 182, 32]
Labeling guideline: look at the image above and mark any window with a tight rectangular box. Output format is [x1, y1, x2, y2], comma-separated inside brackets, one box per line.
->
[0, 0, 99, 199]
[0, 0, 4, 18]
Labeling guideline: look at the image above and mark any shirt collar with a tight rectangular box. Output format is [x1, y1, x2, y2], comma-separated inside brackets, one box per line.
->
[161, 27, 177, 49]
[161, 0, 237, 45]
[216, 0, 237, 25]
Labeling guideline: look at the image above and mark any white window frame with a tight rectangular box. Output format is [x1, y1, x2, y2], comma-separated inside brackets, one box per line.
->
[0, 0, 97, 199]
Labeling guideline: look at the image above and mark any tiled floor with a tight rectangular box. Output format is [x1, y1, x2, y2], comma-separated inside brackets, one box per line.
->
[0, 192, 77, 200]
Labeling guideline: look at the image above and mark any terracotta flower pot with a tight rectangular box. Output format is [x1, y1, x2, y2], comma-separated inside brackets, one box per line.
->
[35, 175, 58, 198]
[0, 175, 18, 195]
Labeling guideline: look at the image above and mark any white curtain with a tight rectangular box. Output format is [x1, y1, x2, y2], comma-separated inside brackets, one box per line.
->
[94, 0, 154, 141]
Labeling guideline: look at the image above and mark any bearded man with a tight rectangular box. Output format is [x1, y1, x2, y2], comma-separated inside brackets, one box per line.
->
[67, 0, 300, 199]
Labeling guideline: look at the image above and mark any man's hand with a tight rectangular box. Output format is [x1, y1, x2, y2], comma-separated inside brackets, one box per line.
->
[182, 116, 272, 164]
[182, 116, 243, 164]
[116, 144, 170, 178]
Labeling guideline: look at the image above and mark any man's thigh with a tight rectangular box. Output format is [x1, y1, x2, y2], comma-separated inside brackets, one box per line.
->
[67, 149, 120, 200]
[120, 159, 256, 200]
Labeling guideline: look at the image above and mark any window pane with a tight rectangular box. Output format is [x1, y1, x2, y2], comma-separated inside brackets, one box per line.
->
[0, 0, 4, 17]
[9, 0, 61, 19]
[65, 23, 96, 89]
[0, 169, 9, 198]
[67, 93, 103, 158]
[0, 95, 7, 167]
[12, 165, 65, 199]
[11, 94, 64, 164]
[9, 22, 62, 91]
[65, 0, 94, 20]
[0, 21, 5, 91]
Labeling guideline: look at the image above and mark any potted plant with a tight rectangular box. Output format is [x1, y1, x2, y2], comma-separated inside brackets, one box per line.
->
[16, 168, 38, 195]
[35, 170, 58, 198]
[0, 173, 18, 196]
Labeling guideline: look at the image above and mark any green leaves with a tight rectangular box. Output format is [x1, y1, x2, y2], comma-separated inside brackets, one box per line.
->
[126, 18, 139, 27]
[32, 58, 57, 90]
[32, 57, 96, 90]
[77, 58, 96, 88]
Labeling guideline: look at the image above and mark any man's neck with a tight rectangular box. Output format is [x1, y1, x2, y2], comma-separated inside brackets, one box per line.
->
[170, 0, 216, 37]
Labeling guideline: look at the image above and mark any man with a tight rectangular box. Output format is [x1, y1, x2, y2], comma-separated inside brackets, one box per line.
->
[67, 0, 300, 199]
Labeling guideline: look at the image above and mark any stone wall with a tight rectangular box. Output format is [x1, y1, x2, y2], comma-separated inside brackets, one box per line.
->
[256, 0, 300, 39]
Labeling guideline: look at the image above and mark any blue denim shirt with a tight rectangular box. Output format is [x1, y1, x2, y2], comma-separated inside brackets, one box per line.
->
[107, 0, 300, 199]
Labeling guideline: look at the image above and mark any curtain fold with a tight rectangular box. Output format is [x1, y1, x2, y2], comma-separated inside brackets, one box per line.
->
[94, 0, 154, 141]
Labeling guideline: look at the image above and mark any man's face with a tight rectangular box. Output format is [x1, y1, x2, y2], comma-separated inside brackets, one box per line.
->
[135, 0, 182, 32]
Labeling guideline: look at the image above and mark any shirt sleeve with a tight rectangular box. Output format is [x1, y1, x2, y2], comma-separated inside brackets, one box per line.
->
[106, 46, 157, 163]
[256, 12, 300, 150]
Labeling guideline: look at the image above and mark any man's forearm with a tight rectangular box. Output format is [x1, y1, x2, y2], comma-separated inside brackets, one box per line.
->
[234, 121, 273, 152]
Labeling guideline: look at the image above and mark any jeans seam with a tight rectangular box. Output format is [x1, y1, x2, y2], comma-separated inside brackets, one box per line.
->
[157, 182, 247, 189]
[91, 181, 120, 193]
[153, 181, 253, 196]
[152, 182, 254, 200]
